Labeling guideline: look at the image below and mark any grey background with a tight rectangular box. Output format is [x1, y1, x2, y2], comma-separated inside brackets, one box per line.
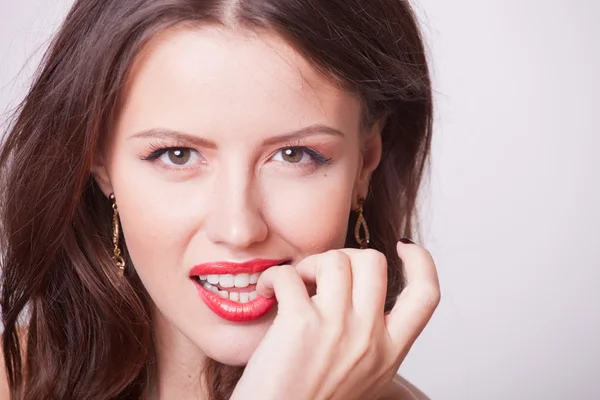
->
[1, 1, 599, 399]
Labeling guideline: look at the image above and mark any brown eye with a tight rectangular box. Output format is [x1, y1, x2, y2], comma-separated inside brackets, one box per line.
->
[281, 147, 305, 163]
[167, 148, 191, 165]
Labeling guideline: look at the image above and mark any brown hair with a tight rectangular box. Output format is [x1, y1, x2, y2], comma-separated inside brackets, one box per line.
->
[0, 0, 432, 399]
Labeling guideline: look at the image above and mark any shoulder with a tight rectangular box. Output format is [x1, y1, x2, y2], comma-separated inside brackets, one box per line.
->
[0, 331, 9, 398]
[376, 374, 430, 400]
[0, 361, 6, 399]
[1, 327, 28, 398]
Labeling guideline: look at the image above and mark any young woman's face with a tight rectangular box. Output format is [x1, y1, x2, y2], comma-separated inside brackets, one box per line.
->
[94, 26, 380, 365]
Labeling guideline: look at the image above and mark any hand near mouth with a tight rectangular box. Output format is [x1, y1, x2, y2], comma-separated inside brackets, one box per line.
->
[230, 240, 440, 400]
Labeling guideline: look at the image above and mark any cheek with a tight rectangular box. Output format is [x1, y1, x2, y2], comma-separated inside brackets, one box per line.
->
[262, 171, 355, 253]
[107, 154, 204, 277]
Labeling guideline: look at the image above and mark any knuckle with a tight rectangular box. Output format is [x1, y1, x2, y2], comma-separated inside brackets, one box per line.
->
[365, 248, 387, 268]
[369, 250, 388, 280]
[351, 247, 385, 268]
[326, 249, 350, 263]
[321, 249, 350, 270]
[361, 249, 388, 288]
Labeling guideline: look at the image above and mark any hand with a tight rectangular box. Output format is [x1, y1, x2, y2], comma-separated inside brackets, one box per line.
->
[230, 241, 440, 400]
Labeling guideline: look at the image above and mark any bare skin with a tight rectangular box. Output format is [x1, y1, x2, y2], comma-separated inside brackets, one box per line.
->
[2, 24, 439, 400]
[0, 343, 429, 400]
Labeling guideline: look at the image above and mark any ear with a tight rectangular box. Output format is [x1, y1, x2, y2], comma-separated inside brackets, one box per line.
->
[352, 117, 385, 207]
[91, 150, 114, 197]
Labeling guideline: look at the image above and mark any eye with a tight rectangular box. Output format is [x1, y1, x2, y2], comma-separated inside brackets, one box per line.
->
[271, 147, 313, 164]
[164, 148, 192, 165]
[142, 146, 205, 168]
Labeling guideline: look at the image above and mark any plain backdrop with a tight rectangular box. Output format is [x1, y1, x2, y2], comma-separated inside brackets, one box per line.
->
[1, 1, 599, 399]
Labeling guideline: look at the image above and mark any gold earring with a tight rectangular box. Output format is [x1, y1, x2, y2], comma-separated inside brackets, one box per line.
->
[354, 197, 370, 249]
[110, 193, 125, 275]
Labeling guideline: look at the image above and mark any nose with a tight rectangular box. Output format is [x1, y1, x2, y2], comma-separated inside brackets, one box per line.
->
[203, 166, 268, 250]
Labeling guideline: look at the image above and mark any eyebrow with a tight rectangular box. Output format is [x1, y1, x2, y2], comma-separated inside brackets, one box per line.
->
[129, 124, 345, 148]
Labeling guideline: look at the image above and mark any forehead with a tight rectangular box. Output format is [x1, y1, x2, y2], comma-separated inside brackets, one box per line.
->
[116, 25, 362, 140]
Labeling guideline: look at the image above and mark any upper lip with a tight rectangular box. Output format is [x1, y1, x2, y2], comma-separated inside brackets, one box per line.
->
[189, 258, 288, 276]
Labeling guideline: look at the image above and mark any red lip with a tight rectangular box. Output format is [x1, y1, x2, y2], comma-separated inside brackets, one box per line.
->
[190, 259, 286, 322]
[193, 280, 277, 322]
[189, 258, 288, 276]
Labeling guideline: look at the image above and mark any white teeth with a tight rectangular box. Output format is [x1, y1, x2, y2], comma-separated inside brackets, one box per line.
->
[198, 271, 264, 302]
[219, 274, 235, 288]
[199, 272, 262, 286]
[234, 273, 250, 288]
[201, 280, 259, 304]
[239, 292, 249, 303]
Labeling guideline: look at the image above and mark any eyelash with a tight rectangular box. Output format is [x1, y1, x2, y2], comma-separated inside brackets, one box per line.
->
[279, 141, 332, 165]
[141, 140, 191, 162]
[139, 141, 332, 167]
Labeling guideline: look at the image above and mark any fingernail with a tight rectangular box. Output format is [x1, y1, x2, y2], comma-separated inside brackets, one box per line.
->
[399, 238, 414, 244]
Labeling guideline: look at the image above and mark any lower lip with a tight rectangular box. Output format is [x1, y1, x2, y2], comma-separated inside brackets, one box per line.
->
[192, 280, 277, 322]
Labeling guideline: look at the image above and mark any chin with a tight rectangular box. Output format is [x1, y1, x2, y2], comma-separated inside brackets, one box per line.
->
[193, 308, 278, 366]
[209, 350, 253, 366]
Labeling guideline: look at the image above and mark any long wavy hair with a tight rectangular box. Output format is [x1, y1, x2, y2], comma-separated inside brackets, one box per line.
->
[0, 0, 432, 399]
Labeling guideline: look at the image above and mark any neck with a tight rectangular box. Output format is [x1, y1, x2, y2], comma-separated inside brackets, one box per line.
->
[152, 308, 207, 400]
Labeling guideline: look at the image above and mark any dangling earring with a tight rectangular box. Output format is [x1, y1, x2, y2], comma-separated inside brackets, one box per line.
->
[110, 193, 126, 275]
[354, 197, 370, 249]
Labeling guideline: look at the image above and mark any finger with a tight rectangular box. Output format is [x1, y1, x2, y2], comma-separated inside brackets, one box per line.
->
[295, 250, 353, 316]
[385, 240, 440, 351]
[256, 264, 313, 314]
[335, 248, 387, 317]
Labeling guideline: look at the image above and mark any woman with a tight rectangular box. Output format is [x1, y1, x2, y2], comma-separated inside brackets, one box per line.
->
[0, 0, 440, 399]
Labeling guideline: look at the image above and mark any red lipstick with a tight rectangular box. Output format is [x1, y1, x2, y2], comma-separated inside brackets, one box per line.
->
[189, 258, 286, 276]
[190, 259, 286, 322]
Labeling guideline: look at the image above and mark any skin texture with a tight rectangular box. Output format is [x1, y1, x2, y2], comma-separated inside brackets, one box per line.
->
[232, 244, 438, 400]
[1, 24, 439, 400]
[92, 26, 385, 398]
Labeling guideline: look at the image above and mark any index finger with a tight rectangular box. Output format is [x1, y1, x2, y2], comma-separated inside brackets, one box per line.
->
[256, 264, 313, 315]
